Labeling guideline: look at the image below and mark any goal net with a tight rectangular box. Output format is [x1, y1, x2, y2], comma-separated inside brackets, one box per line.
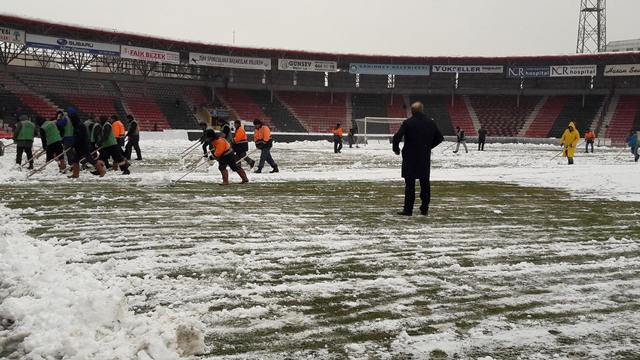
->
[353, 117, 406, 145]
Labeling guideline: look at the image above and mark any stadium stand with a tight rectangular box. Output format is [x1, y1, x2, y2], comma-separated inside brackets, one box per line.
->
[214, 88, 274, 128]
[277, 91, 347, 132]
[523, 96, 568, 138]
[468, 96, 540, 137]
[547, 95, 604, 137]
[183, 86, 210, 108]
[118, 82, 199, 129]
[14, 73, 127, 121]
[0, 72, 58, 119]
[116, 82, 172, 130]
[448, 95, 477, 136]
[605, 95, 640, 143]
[408, 95, 455, 136]
[385, 95, 409, 133]
[247, 90, 306, 133]
[352, 94, 389, 134]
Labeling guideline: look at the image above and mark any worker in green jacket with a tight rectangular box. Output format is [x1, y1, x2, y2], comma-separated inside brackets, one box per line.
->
[97, 115, 130, 175]
[12, 115, 36, 169]
[37, 116, 66, 172]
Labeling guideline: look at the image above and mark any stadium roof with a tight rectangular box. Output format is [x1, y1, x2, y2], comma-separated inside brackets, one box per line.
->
[2, 13, 640, 65]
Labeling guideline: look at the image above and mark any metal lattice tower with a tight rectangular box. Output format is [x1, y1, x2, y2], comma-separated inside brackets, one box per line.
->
[576, 0, 607, 53]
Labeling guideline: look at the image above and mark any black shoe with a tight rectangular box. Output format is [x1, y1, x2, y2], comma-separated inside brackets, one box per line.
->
[255, 169, 262, 173]
[397, 211, 412, 216]
[136, 158, 142, 161]
[270, 167, 279, 173]
[420, 209, 428, 216]
[90, 170, 100, 176]
[120, 163, 131, 175]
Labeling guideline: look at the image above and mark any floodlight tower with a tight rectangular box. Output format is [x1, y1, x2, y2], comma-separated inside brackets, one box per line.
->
[576, 0, 607, 53]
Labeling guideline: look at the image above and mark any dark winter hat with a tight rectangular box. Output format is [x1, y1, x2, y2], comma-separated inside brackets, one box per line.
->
[66, 107, 77, 114]
[205, 128, 217, 138]
[253, 119, 262, 126]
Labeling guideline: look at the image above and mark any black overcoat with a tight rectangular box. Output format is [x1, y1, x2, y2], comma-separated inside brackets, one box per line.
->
[392, 113, 444, 179]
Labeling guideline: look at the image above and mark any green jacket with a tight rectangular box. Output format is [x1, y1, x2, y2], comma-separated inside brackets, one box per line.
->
[41, 120, 63, 146]
[99, 122, 117, 148]
[14, 120, 36, 141]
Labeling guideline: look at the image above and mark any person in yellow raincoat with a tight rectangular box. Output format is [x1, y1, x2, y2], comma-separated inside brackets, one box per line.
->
[560, 121, 580, 165]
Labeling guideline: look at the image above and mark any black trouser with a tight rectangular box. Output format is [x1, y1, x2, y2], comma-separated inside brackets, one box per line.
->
[235, 150, 254, 166]
[348, 134, 354, 148]
[585, 140, 594, 153]
[258, 147, 277, 170]
[478, 139, 485, 151]
[334, 139, 343, 153]
[125, 135, 142, 160]
[404, 178, 430, 215]
[16, 145, 33, 169]
[202, 141, 209, 156]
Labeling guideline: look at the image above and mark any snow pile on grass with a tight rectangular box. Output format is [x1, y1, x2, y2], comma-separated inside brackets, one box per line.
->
[0, 205, 205, 359]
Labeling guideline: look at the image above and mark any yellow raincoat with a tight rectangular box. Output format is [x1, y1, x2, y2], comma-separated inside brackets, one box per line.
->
[560, 121, 580, 158]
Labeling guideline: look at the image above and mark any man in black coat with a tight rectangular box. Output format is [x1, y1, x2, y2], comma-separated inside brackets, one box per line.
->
[478, 126, 487, 151]
[392, 102, 444, 216]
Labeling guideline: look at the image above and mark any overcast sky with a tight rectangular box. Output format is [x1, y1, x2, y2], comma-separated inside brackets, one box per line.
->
[2, 0, 638, 56]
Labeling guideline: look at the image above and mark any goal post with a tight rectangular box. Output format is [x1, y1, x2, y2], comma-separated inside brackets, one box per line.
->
[353, 117, 406, 145]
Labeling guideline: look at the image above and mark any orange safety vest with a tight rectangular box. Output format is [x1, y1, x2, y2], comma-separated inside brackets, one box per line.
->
[112, 120, 126, 138]
[585, 131, 595, 140]
[211, 137, 233, 158]
[233, 125, 247, 144]
[332, 127, 343, 137]
[254, 125, 271, 143]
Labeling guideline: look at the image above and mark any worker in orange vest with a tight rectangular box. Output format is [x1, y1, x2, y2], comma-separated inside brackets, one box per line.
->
[584, 128, 596, 153]
[206, 129, 248, 185]
[232, 120, 255, 168]
[111, 115, 126, 153]
[332, 123, 343, 153]
[253, 119, 279, 173]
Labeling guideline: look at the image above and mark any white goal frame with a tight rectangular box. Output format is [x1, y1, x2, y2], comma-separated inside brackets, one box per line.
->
[354, 117, 406, 145]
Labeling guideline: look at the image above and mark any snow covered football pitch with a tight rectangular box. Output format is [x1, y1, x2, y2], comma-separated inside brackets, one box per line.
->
[1, 139, 639, 359]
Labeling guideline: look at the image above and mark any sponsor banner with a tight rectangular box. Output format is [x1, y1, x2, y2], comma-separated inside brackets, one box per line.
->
[189, 52, 271, 70]
[278, 58, 337, 72]
[349, 63, 430, 76]
[121, 45, 180, 64]
[25, 34, 120, 56]
[507, 66, 550, 78]
[604, 64, 640, 77]
[550, 64, 597, 77]
[431, 64, 504, 74]
[0, 27, 25, 44]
